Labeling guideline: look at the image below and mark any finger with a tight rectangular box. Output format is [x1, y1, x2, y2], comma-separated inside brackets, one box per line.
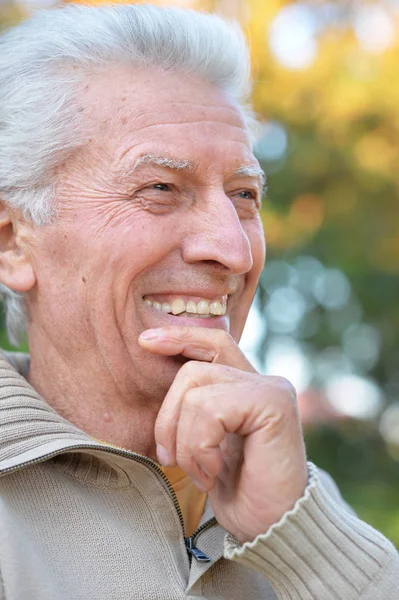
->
[139, 326, 256, 371]
[217, 434, 244, 488]
[175, 387, 225, 492]
[175, 380, 303, 496]
[154, 361, 248, 466]
[174, 382, 266, 491]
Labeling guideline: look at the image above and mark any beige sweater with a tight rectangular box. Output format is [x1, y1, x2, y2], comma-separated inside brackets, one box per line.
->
[0, 351, 398, 599]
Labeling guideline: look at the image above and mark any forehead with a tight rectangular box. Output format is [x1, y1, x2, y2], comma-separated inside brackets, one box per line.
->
[79, 65, 256, 171]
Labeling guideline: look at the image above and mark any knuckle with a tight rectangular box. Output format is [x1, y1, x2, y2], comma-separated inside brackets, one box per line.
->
[178, 360, 195, 377]
[176, 440, 190, 462]
[178, 359, 208, 379]
[176, 444, 195, 472]
[270, 376, 297, 402]
[265, 400, 299, 434]
[173, 326, 195, 341]
[277, 393, 298, 421]
[184, 387, 203, 410]
[258, 376, 300, 432]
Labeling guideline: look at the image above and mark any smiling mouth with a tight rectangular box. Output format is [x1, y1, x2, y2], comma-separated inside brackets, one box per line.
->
[143, 295, 228, 318]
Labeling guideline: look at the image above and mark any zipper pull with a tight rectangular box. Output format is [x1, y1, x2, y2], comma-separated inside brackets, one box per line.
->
[185, 537, 211, 562]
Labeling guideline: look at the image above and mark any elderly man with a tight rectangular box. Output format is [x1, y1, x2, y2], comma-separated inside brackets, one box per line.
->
[0, 4, 397, 599]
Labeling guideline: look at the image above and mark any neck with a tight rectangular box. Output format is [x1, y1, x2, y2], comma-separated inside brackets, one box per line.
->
[27, 330, 164, 459]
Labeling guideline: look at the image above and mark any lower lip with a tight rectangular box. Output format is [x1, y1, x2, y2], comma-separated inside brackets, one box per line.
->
[143, 305, 230, 330]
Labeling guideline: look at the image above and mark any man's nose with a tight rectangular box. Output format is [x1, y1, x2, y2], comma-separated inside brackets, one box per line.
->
[181, 193, 253, 274]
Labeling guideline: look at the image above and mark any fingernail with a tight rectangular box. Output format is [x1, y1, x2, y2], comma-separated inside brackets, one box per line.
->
[192, 478, 208, 492]
[139, 329, 160, 341]
[201, 465, 213, 477]
[192, 350, 215, 362]
[156, 444, 171, 466]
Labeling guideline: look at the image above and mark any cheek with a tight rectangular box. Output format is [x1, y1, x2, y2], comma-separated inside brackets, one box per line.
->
[33, 213, 177, 299]
[246, 218, 266, 284]
[104, 216, 179, 275]
[83, 215, 182, 316]
[229, 221, 265, 342]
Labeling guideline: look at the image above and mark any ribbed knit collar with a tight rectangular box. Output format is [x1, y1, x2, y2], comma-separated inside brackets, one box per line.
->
[0, 350, 101, 475]
[0, 350, 227, 587]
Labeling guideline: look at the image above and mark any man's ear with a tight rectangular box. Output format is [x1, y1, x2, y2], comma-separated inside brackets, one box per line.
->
[0, 202, 36, 293]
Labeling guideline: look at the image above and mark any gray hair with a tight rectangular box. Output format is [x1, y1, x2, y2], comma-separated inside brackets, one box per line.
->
[0, 3, 255, 345]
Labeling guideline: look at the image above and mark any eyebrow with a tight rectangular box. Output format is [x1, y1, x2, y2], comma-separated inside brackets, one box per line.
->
[124, 153, 267, 190]
[130, 153, 196, 172]
[234, 164, 267, 189]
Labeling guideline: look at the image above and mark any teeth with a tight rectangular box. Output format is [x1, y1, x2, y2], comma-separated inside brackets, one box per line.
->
[161, 302, 171, 313]
[197, 300, 210, 315]
[144, 296, 227, 317]
[209, 301, 222, 315]
[186, 300, 197, 314]
[171, 298, 186, 315]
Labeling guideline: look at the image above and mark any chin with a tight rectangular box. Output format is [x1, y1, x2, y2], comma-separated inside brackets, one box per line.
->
[144, 354, 189, 401]
[164, 353, 190, 380]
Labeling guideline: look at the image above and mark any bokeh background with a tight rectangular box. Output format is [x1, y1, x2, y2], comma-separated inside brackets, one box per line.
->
[1, 0, 398, 546]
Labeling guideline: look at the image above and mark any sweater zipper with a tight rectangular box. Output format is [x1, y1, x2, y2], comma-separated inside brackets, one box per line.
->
[1, 444, 216, 563]
[185, 517, 217, 563]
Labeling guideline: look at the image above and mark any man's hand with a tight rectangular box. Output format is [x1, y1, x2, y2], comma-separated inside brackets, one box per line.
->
[139, 326, 308, 544]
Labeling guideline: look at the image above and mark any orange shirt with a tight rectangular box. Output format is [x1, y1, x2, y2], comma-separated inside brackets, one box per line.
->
[162, 465, 207, 537]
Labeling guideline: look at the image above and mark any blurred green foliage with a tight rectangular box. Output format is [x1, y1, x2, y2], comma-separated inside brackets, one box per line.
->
[306, 423, 399, 546]
[249, 0, 399, 547]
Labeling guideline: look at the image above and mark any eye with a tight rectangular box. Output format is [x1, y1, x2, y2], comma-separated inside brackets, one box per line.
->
[238, 190, 255, 200]
[151, 183, 170, 191]
[236, 189, 260, 207]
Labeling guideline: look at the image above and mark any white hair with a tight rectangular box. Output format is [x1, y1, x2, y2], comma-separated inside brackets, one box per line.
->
[0, 3, 256, 345]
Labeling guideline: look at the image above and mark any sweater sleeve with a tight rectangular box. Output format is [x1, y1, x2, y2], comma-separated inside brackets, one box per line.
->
[224, 463, 399, 599]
